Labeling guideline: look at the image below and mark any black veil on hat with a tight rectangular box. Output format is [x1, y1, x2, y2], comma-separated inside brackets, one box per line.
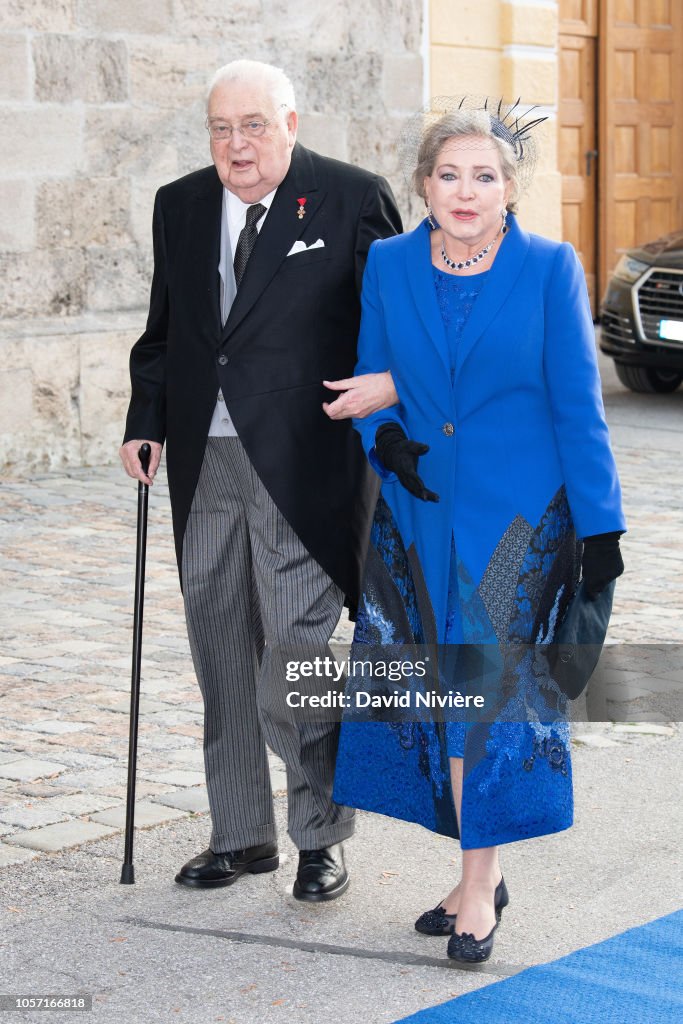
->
[400, 95, 549, 194]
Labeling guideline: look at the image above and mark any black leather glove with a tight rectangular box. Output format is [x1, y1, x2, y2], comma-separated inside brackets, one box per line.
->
[375, 423, 439, 502]
[581, 531, 624, 599]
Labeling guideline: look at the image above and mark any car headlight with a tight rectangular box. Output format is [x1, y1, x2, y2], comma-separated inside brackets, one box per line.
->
[613, 255, 649, 284]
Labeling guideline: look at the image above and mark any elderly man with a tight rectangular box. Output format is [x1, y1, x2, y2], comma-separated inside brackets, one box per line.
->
[120, 60, 401, 900]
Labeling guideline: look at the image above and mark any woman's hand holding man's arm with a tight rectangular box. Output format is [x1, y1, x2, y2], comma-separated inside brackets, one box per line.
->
[322, 371, 399, 420]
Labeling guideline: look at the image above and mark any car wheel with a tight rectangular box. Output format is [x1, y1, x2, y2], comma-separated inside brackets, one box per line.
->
[614, 363, 683, 394]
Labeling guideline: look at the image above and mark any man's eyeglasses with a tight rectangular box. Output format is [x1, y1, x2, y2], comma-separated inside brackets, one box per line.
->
[206, 104, 288, 141]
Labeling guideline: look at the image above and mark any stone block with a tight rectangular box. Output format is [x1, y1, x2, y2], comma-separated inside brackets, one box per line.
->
[0, 108, 82, 177]
[79, 330, 142, 466]
[297, 53, 384, 118]
[431, 45, 502, 97]
[89, 800, 186, 828]
[259, 1, 350, 53]
[0, 249, 86, 318]
[36, 178, 131, 249]
[0, 181, 35, 252]
[0, 332, 81, 467]
[0, 0, 75, 32]
[167, 748, 205, 768]
[0, 803, 72, 829]
[612, 722, 675, 736]
[130, 178, 169, 247]
[129, 39, 221, 109]
[0, 368, 33, 436]
[0, 844, 38, 867]
[573, 733, 620, 748]
[347, 114, 408, 182]
[502, 53, 556, 105]
[175, 0, 262, 44]
[85, 246, 152, 312]
[382, 54, 423, 113]
[0, 753, 23, 765]
[329, 0, 421, 53]
[154, 789, 210, 813]
[9, 819, 117, 851]
[173, 106, 212, 176]
[145, 769, 206, 787]
[0, 757, 67, 781]
[85, 108, 178, 178]
[431, 0, 501, 48]
[43, 793, 120, 815]
[79, 0, 174, 34]
[296, 114, 348, 163]
[33, 34, 128, 104]
[0, 33, 30, 100]
[18, 720, 90, 734]
[502, 3, 558, 47]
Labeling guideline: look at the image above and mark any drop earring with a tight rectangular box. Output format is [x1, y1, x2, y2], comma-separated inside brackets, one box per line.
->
[501, 209, 508, 233]
[426, 202, 436, 230]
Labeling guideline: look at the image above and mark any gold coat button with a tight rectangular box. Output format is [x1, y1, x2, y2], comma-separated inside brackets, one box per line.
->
[442, 422, 455, 436]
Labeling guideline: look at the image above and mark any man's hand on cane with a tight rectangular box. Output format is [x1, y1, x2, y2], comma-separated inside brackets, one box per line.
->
[119, 440, 163, 486]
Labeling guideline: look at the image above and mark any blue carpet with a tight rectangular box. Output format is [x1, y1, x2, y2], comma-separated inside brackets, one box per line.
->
[395, 910, 683, 1024]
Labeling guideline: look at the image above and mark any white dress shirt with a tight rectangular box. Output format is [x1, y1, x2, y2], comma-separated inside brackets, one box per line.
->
[208, 186, 277, 437]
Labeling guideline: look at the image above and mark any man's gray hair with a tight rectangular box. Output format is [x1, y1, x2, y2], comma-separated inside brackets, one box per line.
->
[412, 110, 521, 213]
[207, 59, 296, 113]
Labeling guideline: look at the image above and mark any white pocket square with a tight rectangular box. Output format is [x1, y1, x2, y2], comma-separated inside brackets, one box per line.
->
[286, 238, 325, 256]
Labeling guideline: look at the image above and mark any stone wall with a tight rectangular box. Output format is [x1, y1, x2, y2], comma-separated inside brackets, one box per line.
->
[0, 0, 424, 470]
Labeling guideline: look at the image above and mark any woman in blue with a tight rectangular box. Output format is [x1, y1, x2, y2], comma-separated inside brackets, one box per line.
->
[333, 99, 626, 963]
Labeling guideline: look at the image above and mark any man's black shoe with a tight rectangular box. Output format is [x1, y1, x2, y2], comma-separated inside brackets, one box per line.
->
[292, 844, 349, 902]
[175, 843, 279, 889]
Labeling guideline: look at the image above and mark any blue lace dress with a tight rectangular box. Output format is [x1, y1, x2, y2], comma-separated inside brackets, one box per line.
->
[334, 261, 578, 850]
[432, 266, 488, 757]
[432, 265, 489, 389]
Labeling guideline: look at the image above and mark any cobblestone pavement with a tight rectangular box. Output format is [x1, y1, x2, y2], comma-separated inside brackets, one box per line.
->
[0, 352, 681, 867]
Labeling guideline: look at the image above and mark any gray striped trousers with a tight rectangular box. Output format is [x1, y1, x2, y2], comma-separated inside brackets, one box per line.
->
[181, 437, 355, 852]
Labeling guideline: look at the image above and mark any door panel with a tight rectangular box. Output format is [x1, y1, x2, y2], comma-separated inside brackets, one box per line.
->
[600, 1, 683, 291]
[559, 3, 599, 313]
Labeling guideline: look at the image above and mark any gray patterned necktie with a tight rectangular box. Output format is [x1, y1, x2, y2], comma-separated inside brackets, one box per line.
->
[233, 203, 266, 287]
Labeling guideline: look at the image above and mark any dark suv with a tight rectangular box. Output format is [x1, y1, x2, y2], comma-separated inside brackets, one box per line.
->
[599, 229, 683, 393]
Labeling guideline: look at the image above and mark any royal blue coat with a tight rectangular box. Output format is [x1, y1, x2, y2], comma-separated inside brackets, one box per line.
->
[334, 214, 626, 848]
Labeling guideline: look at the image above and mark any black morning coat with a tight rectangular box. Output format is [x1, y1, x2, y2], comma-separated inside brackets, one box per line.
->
[123, 142, 403, 610]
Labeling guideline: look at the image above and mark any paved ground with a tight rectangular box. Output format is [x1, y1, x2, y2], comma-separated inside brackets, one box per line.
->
[1, 351, 681, 1022]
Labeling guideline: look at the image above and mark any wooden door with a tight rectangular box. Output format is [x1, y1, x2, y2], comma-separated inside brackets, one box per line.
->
[559, 1, 599, 314]
[600, 0, 683, 287]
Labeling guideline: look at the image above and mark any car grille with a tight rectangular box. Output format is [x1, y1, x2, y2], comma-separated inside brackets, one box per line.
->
[636, 269, 683, 344]
[600, 309, 635, 345]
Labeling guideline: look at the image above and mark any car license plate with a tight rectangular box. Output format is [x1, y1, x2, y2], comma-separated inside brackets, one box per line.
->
[659, 319, 683, 342]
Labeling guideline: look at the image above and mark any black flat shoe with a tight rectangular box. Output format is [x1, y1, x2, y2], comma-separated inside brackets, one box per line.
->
[292, 844, 349, 902]
[447, 921, 498, 963]
[415, 904, 457, 936]
[415, 876, 509, 937]
[175, 843, 279, 889]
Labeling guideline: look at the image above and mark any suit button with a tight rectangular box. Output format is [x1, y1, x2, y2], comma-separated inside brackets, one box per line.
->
[442, 422, 455, 436]
[218, 355, 228, 366]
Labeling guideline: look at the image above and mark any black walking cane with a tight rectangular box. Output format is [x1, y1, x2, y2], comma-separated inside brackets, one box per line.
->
[120, 443, 151, 884]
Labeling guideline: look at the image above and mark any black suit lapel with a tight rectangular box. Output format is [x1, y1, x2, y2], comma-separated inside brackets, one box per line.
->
[222, 144, 326, 343]
[189, 170, 223, 337]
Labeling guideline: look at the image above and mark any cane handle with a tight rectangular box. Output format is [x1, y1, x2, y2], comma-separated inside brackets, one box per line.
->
[138, 443, 152, 475]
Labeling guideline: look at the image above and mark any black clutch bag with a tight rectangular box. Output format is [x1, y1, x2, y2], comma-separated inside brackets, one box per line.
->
[550, 579, 616, 700]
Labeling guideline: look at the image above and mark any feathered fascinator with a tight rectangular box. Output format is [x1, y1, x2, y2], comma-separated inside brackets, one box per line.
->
[400, 95, 548, 194]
